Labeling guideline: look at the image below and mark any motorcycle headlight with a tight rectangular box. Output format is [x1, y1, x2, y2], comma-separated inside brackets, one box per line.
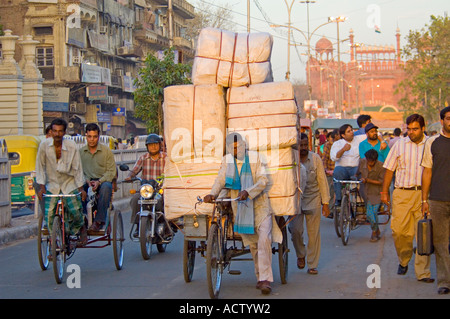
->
[140, 184, 154, 199]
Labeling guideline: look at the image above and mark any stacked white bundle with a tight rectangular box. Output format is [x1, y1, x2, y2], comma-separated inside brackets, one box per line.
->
[163, 84, 226, 219]
[226, 81, 300, 216]
[192, 27, 273, 87]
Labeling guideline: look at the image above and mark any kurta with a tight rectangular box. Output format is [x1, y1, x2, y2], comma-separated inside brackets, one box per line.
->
[210, 151, 282, 246]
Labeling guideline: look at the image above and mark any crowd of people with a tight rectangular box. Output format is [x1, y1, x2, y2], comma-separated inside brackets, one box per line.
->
[310, 108, 450, 295]
[34, 106, 449, 296]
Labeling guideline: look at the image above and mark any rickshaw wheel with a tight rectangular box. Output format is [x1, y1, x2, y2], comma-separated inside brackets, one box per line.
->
[334, 206, 341, 238]
[112, 210, 124, 270]
[183, 240, 196, 282]
[37, 214, 50, 271]
[51, 215, 65, 284]
[339, 195, 351, 246]
[277, 217, 288, 284]
[206, 223, 222, 299]
[140, 216, 152, 260]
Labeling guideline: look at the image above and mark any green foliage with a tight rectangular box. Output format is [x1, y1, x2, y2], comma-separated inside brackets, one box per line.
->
[396, 15, 450, 124]
[133, 48, 191, 134]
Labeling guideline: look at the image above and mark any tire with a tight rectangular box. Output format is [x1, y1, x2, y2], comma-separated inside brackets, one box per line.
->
[339, 195, 351, 246]
[112, 210, 124, 270]
[334, 205, 341, 238]
[51, 215, 65, 284]
[183, 240, 196, 283]
[277, 217, 288, 284]
[140, 216, 152, 260]
[37, 214, 50, 271]
[206, 223, 222, 299]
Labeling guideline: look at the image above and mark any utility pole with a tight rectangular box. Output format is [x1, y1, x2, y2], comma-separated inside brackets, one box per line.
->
[168, 0, 173, 47]
[247, 0, 250, 33]
[300, 1, 316, 119]
[283, 0, 295, 81]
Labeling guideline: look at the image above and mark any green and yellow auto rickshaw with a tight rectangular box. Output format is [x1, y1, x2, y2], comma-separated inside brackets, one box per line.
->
[1, 135, 41, 207]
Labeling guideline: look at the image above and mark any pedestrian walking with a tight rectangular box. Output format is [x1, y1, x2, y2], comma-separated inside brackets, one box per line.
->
[289, 133, 330, 275]
[421, 106, 450, 295]
[381, 114, 434, 283]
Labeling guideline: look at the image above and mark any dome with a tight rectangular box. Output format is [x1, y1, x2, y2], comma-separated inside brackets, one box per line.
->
[315, 37, 333, 53]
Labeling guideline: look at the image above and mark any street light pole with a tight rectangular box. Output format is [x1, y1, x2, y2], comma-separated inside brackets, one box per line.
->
[283, 0, 295, 81]
[328, 16, 347, 116]
[300, 1, 316, 119]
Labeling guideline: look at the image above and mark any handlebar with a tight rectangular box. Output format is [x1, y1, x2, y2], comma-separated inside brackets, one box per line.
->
[333, 178, 362, 184]
[196, 196, 240, 204]
[43, 192, 81, 198]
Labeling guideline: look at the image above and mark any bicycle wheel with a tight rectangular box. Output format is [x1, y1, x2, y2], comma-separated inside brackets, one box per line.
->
[183, 240, 196, 283]
[140, 216, 152, 260]
[37, 213, 50, 271]
[339, 194, 351, 246]
[51, 215, 65, 284]
[206, 223, 222, 299]
[112, 210, 124, 270]
[334, 205, 341, 238]
[277, 217, 288, 284]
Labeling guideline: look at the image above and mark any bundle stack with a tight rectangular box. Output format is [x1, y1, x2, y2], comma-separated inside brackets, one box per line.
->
[226, 81, 300, 216]
[192, 27, 273, 87]
[163, 28, 300, 220]
[163, 84, 226, 220]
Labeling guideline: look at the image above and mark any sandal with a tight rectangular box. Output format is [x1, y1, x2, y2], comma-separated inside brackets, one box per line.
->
[307, 268, 318, 275]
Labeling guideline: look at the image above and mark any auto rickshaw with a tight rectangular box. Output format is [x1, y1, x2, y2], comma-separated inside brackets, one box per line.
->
[1, 135, 41, 208]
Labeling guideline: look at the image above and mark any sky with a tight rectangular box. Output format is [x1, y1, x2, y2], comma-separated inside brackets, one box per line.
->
[191, 0, 449, 82]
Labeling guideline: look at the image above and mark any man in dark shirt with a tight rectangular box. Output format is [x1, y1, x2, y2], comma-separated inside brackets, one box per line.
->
[421, 106, 450, 295]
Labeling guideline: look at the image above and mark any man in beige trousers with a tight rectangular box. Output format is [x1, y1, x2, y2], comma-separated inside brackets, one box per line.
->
[381, 114, 434, 283]
[289, 133, 330, 275]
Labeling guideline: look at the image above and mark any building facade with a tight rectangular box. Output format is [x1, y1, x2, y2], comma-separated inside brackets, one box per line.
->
[308, 28, 406, 119]
[0, 0, 195, 139]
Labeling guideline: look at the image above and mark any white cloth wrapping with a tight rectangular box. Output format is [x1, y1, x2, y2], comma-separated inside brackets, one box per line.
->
[192, 27, 273, 87]
[226, 81, 298, 151]
[163, 84, 226, 163]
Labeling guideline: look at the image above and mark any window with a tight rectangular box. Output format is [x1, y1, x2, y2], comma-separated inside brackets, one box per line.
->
[34, 26, 53, 36]
[36, 46, 54, 80]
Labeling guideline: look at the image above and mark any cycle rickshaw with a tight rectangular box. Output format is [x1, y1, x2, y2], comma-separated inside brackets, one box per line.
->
[333, 178, 391, 245]
[181, 196, 289, 299]
[37, 191, 125, 284]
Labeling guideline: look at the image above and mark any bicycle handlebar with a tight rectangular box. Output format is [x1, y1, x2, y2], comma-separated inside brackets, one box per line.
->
[333, 178, 362, 184]
[42, 192, 81, 198]
[196, 196, 240, 204]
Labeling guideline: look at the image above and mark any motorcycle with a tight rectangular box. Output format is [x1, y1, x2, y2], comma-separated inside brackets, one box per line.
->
[119, 164, 175, 260]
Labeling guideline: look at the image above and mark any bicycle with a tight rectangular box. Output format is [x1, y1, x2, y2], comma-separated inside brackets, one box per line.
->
[38, 192, 124, 284]
[333, 179, 390, 246]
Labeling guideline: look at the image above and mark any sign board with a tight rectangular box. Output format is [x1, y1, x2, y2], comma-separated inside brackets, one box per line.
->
[304, 100, 318, 111]
[43, 87, 70, 112]
[87, 85, 108, 101]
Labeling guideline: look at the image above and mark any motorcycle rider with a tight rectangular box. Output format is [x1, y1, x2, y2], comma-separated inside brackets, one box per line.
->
[125, 134, 166, 237]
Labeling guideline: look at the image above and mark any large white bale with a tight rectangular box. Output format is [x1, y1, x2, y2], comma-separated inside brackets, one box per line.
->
[227, 81, 299, 150]
[260, 147, 300, 216]
[163, 84, 226, 163]
[192, 27, 273, 87]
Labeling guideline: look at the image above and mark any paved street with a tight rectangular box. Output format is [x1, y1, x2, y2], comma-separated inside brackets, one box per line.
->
[0, 208, 448, 301]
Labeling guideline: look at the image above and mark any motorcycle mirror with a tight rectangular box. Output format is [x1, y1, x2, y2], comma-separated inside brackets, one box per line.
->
[119, 164, 129, 171]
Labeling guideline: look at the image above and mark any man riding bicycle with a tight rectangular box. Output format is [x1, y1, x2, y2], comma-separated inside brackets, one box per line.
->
[125, 133, 166, 237]
[79, 123, 117, 232]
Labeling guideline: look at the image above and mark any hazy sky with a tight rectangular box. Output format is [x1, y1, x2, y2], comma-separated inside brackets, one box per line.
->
[191, 0, 449, 82]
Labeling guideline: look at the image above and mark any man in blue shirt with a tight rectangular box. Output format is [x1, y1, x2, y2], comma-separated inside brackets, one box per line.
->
[359, 123, 390, 162]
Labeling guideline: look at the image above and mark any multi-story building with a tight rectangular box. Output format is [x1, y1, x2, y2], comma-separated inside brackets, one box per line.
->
[308, 28, 406, 120]
[0, 0, 195, 139]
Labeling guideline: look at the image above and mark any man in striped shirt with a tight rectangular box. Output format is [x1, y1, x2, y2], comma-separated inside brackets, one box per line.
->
[125, 134, 166, 236]
[381, 114, 434, 283]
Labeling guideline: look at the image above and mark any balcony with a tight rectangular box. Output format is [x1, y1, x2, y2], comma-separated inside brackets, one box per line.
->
[60, 66, 80, 83]
[151, 0, 195, 19]
[116, 46, 142, 58]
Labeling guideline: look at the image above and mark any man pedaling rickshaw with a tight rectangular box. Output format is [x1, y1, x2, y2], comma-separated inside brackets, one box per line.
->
[125, 133, 167, 238]
[203, 132, 282, 295]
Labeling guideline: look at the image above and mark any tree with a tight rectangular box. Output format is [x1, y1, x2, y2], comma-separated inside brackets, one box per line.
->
[396, 15, 450, 124]
[185, 1, 235, 41]
[133, 48, 191, 134]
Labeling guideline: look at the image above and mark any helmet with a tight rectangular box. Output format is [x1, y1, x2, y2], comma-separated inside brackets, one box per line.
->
[145, 133, 161, 145]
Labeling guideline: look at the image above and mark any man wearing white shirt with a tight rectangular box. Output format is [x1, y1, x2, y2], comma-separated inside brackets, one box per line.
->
[330, 124, 360, 207]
